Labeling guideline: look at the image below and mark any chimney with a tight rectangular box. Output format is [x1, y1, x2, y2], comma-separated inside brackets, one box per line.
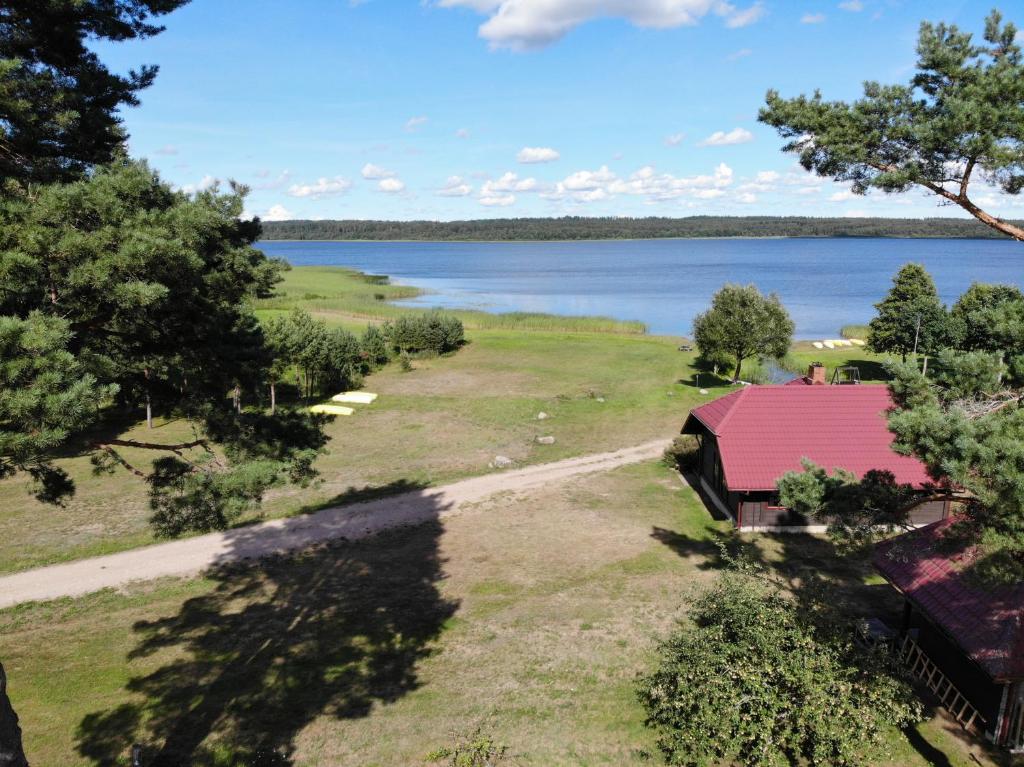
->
[807, 362, 827, 385]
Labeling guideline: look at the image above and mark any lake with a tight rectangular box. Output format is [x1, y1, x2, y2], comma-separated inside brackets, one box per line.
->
[256, 238, 1024, 339]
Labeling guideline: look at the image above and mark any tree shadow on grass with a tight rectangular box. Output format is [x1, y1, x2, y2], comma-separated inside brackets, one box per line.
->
[75, 483, 458, 767]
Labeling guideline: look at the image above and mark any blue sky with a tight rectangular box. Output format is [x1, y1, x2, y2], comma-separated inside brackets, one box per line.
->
[94, 0, 1022, 221]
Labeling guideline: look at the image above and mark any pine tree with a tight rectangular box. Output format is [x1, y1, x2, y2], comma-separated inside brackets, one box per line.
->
[0, 0, 188, 184]
[760, 10, 1024, 240]
[867, 264, 949, 363]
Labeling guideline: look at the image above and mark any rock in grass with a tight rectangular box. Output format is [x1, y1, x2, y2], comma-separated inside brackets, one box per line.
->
[536, 436, 556, 445]
[490, 455, 514, 469]
[536, 412, 549, 420]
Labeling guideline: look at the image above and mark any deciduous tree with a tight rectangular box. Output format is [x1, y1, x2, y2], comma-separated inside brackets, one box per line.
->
[692, 284, 793, 381]
[637, 572, 920, 767]
[760, 10, 1024, 240]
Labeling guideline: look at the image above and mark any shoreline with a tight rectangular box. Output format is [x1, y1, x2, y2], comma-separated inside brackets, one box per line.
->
[255, 234, 1012, 245]
[276, 264, 861, 343]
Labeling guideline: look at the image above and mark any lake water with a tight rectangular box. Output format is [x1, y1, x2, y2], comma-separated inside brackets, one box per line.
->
[256, 238, 1024, 339]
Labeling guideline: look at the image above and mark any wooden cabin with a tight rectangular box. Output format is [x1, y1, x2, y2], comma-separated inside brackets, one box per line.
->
[875, 520, 1024, 751]
[680, 367, 950, 530]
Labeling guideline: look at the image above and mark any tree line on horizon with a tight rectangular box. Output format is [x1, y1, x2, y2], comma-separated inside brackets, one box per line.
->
[258, 215, 1024, 242]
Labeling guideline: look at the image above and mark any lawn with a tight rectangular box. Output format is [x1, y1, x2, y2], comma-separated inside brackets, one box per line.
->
[0, 462, 1001, 766]
[0, 267, 893, 575]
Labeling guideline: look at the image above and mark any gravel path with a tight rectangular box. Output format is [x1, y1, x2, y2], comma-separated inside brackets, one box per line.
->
[0, 440, 668, 608]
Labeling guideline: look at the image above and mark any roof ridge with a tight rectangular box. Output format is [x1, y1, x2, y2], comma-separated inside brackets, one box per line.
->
[711, 385, 750, 434]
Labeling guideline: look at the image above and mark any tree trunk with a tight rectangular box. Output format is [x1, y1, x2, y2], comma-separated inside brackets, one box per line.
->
[957, 196, 1024, 241]
[921, 355, 929, 375]
[0, 662, 29, 767]
[232, 385, 241, 414]
[733, 357, 743, 382]
[145, 368, 153, 429]
[270, 382, 276, 415]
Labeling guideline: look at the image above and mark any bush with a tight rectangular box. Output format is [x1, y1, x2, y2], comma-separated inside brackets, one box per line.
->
[360, 324, 390, 368]
[662, 435, 699, 470]
[637, 574, 921, 767]
[384, 312, 464, 355]
[426, 727, 509, 766]
[399, 350, 413, 372]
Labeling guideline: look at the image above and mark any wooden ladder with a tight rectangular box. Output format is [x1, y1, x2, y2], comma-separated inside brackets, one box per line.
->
[900, 635, 985, 732]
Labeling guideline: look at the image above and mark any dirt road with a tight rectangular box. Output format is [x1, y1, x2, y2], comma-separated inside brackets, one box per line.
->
[0, 440, 668, 608]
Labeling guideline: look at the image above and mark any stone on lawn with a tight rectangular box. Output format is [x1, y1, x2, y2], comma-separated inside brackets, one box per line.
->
[536, 412, 549, 420]
[536, 436, 556, 445]
[490, 455, 514, 469]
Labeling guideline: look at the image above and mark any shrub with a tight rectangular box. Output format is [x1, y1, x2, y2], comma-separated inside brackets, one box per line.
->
[662, 435, 699, 470]
[384, 312, 464, 355]
[637, 574, 921, 767]
[399, 350, 413, 372]
[360, 324, 391, 368]
[426, 727, 509, 766]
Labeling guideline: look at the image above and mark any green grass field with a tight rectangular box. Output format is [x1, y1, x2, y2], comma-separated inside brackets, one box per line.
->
[0, 266, 993, 766]
[0, 266, 893, 574]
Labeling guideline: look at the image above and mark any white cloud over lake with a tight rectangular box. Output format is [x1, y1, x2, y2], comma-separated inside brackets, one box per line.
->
[517, 146, 560, 163]
[287, 176, 352, 198]
[438, 0, 768, 50]
[698, 127, 754, 146]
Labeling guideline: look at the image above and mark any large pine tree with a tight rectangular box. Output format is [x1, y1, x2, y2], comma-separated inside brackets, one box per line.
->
[0, 0, 188, 184]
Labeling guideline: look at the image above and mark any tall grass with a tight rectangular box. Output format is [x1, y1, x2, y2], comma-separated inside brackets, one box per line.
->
[840, 323, 870, 340]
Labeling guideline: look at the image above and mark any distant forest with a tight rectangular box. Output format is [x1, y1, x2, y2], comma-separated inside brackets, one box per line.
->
[258, 216, 1024, 241]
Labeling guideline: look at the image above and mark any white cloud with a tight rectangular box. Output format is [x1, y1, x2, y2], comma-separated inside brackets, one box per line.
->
[437, 176, 474, 196]
[405, 116, 429, 131]
[726, 47, 752, 60]
[287, 176, 352, 199]
[664, 132, 686, 146]
[736, 192, 757, 203]
[479, 192, 516, 206]
[179, 174, 218, 194]
[362, 162, 397, 179]
[843, 209, 868, 217]
[476, 172, 540, 206]
[838, 0, 863, 10]
[543, 162, 734, 204]
[724, 2, 765, 28]
[736, 170, 780, 194]
[378, 178, 406, 193]
[154, 144, 178, 156]
[438, 0, 768, 51]
[697, 127, 754, 146]
[455, 128, 471, 139]
[252, 169, 292, 190]
[563, 165, 617, 191]
[262, 204, 294, 221]
[517, 146, 560, 163]
[575, 188, 608, 202]
[829, 190, 856, 201]
[801, 12, 825, 23]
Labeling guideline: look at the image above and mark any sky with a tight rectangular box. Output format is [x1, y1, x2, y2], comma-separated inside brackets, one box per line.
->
[93, 0, 1024, 222]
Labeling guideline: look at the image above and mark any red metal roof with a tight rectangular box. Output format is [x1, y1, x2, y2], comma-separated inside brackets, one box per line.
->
[874, 519, 1024, 681]
[682, 384, 933, 491]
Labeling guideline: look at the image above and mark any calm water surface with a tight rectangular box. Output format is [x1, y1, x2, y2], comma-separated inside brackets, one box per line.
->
[257, 238, 1024, 339]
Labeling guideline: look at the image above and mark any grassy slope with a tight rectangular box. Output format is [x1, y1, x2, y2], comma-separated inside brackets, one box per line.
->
[0, 462, 998, 766]
[0, 267, 892, 574]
